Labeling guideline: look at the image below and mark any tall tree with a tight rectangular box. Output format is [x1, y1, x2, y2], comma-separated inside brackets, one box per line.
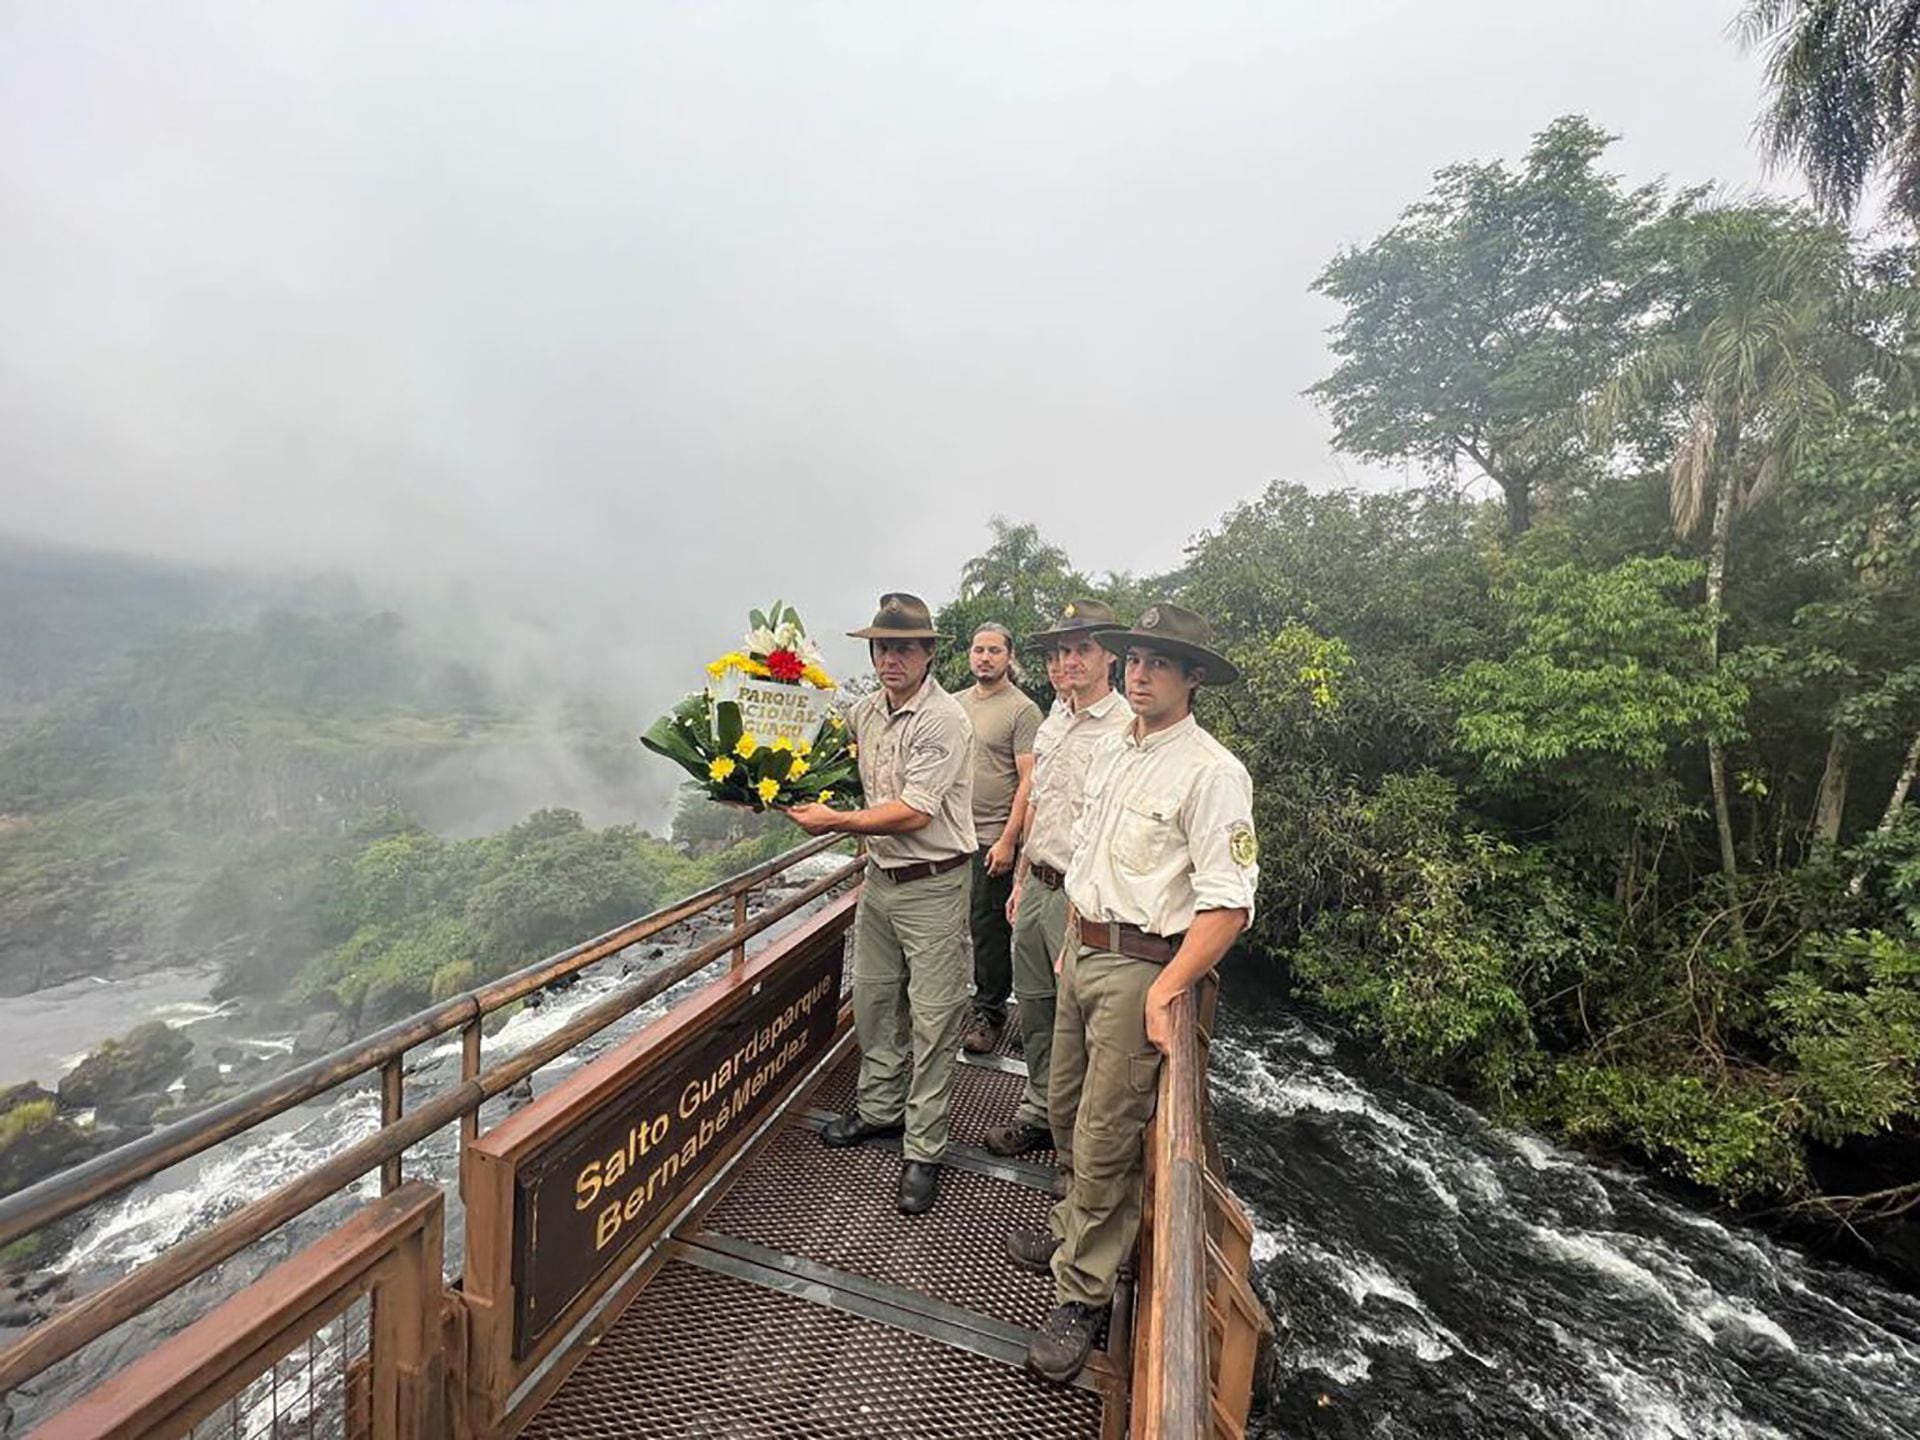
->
[1310, 116, 1678, 535]
[1595, 205, 1879, 914]
[1742, 0, 1920, 224]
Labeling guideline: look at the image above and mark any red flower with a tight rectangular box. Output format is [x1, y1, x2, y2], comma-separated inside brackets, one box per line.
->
[765, 649, 805, 682]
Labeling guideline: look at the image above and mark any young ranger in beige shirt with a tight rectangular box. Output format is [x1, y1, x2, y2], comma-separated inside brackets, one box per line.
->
[1005, 603, 1258, 1385]
[982, 600, 1130, 1168]
[787, 593, 976, 1216]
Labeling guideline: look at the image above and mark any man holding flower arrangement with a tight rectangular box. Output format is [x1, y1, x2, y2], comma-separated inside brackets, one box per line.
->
[784, 592, 977, 1216]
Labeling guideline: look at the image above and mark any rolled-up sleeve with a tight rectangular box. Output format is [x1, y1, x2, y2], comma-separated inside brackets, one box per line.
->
[899, 707, 972, 817]
[1184, 763, 1258, 921]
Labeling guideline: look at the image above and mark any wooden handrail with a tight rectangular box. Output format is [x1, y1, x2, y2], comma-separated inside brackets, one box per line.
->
[1145, 986, 1212, 1440]
[0, 851, 862, 1394]
[27, 1182, 444, 1440]
[0, 835, 840, 1249]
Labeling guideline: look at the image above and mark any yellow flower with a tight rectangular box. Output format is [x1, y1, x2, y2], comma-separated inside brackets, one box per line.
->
[756, 777, 780, 804]
[819, 790, 834, 804]
[787, 758, 809, 781]
[734, 733, 758, 758]
[801, 664, 835, 689]
[827, 713, 845, 730]
[742, 657, 772, 678]
[708, 755, 736, 781]
[795, 738, 813, 758]
[771, 736, 794, 753]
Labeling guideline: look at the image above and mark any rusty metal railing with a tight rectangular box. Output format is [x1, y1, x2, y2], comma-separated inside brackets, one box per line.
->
[0, 837, 858, 1404]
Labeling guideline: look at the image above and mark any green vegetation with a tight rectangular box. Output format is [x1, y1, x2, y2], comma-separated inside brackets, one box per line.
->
[934, 116, 1920, 1223]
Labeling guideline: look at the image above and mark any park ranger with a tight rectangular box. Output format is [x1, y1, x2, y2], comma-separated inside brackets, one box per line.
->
[785, 593, 976, 1216]
[1005, 603, 1258, 1385]
[981, 600, 1129, 1171]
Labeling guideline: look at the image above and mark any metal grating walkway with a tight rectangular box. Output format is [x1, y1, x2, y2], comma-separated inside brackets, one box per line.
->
[520, 1013, 1121, 1440]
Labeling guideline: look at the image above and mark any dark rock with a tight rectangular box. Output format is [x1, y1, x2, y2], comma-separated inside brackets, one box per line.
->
[181, 1065, 222, 1103]
[210, 1045, 246, 1066]
[95, 1092, 165, 1129]
[57, 1022, 194, 1110]
[356, 979, 423, 1032]
[0, 1084, 56, 1115]
[293, 1011, 350, 1057]
[0, 1103, 94, 1198]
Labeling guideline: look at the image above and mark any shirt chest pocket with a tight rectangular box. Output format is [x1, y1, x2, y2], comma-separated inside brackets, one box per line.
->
[1113, 792, 1179, 873]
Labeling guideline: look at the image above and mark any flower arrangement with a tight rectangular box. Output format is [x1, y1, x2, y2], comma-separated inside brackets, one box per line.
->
[642, 601, 862, 812]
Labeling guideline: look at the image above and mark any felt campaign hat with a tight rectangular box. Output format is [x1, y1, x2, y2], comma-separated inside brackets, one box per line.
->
[1095, 603, 1240, 685]
[1028, 598, 1124, 649]
[847, 592, 944, 641]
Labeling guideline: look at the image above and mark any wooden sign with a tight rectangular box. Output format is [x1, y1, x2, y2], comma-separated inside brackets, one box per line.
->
[507, 933, 843, 1354]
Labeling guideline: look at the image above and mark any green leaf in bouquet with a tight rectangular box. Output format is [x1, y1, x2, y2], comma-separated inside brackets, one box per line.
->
[749, 608, 769, 633]
[756, 748, 795, 783]
[715, 699, 744, 751]
[640, 715, 709, 780]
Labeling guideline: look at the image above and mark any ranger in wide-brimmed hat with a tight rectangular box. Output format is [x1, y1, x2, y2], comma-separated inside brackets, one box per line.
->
[1091, 602, 1240, 685]
[1007, 599, 1258, 1386]
[786, 591, 976, 1217]
[982, 599, 1132, 1175]
[845, 591, 945, 641]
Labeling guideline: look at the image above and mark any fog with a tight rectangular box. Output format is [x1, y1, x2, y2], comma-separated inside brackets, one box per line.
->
[1, 2, 1779, 704]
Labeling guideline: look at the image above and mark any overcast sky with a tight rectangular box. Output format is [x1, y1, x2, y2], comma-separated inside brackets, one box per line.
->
[0, 2, 1786, 697]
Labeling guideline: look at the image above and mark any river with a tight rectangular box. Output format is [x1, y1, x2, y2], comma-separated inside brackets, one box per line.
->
[5, 922, 1919, 1438]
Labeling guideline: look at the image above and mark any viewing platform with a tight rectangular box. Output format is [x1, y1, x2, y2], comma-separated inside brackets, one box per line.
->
[0, 841, 1268, 1440]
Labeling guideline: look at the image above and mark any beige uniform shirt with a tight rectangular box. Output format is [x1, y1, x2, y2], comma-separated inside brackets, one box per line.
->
[851, 672, 977, 866]
[1025, 688, 1132, 873]
[1066, 713, 1258, 938]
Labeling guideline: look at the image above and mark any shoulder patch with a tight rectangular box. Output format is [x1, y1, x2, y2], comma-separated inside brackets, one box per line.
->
[1228, 822, 1257, 868]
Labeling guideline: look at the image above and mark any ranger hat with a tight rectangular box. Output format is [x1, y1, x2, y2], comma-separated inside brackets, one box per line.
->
[1095, 603, 1240, 685]
[847, 592, 944, 641]
[1029, 598, 1123, 649]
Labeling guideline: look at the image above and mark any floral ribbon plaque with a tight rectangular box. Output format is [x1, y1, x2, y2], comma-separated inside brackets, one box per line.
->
[642, 602, 863, 812]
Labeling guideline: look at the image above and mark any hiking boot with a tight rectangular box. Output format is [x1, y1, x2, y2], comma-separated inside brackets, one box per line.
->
[983, 1121, 1051, 1157]
[820, 1112, 904, 1148]
[961, 1009, 1004, 1054]
[1005, 1225, 1061, 1275]
[897, 1160, 940, 1214]
[1027, 1302, 1106, 1384]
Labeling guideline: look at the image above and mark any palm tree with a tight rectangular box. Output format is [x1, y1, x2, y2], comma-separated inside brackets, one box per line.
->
[1596, 206, 1872, 922]
[1741, 0, 1920, 223]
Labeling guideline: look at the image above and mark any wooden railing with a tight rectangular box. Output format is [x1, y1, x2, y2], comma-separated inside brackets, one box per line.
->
[0, 837, 858, 1424]
[1134, 980, 1270, 1440]
[28, 1182, 445, 1440]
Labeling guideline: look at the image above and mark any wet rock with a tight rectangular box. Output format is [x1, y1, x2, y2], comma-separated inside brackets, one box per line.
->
[181, 1065, 222, 1103]
[0, 1084, 57, 1115]
[0, 1101, 95, 1199]
[95, 1092, 165, 1129]
[506, 1078, 535, 1112]
[356, 980, 424, 1032]
[57, 1021, 194, 1110]
[293, 1011, 350, 1057]
[210, 1045, 246, 1066]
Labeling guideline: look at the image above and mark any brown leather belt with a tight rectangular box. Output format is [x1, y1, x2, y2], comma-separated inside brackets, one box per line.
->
[1077, 916, 1183, 964]
[873, 852, 970, 884]
[1029, 862, 1065, 890]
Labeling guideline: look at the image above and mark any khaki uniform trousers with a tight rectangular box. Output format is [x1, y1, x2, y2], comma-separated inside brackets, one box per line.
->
[851, 862, 971, 1164]
[1009, 877, 1069, 1132]
[1047, 943, 1162, 1309]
